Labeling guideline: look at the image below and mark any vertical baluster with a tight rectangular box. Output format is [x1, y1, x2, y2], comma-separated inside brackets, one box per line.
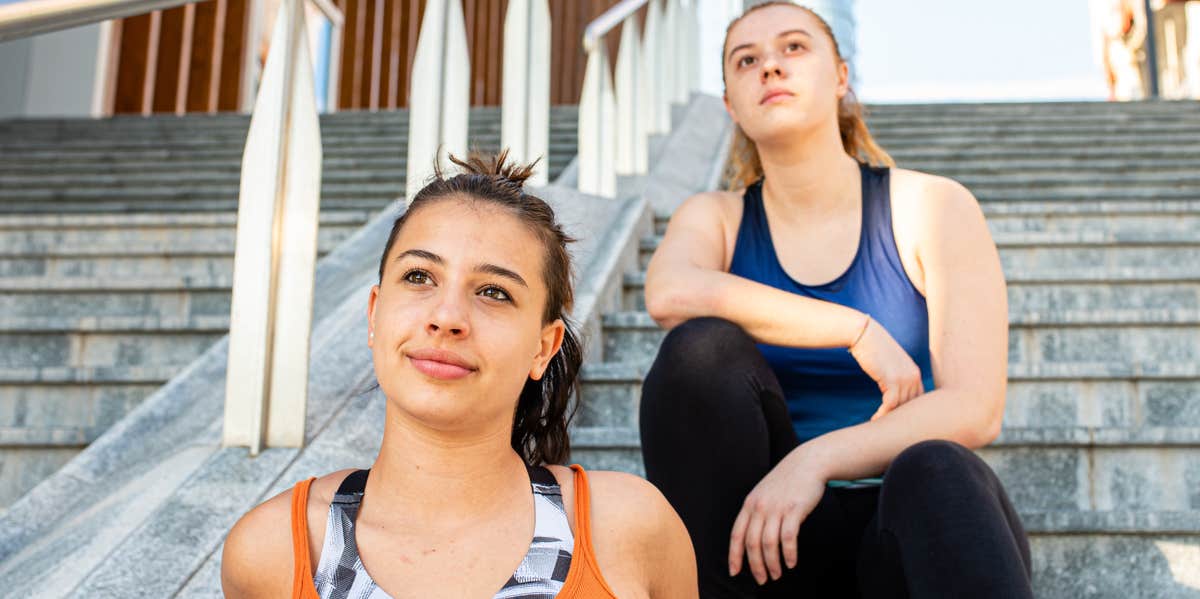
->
[502, 0, 551, 186]
[225, 0, 323, 453]
[615, 16, 646, 175]
[406, 0, 470, 202]
[578, 41, 616, 197]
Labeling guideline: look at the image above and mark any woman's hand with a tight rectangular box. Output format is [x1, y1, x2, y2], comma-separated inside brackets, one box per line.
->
[849, 316, 925, 421]
[727, 448, 827, 585]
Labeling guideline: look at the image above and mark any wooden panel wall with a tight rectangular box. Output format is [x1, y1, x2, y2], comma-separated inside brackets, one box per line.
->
[110, 0, 645, 114]
[111, 0, 250, 115]
[332, 0, 643, 109]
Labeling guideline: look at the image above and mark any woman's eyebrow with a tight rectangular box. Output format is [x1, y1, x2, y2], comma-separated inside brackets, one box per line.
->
[727, 29, 812, 61]
[394, 248, 442, 264]
[476, 263, 528, 288]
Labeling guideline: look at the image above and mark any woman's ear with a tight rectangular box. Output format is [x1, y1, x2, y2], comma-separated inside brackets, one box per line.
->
[836, 61, 850, 99]
[367, 284, 380, 347]
[530, 318, 566, 380]
[723, 93, 740, 126]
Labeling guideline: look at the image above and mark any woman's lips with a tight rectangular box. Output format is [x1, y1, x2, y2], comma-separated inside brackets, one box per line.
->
[761, 91, 793, 105]
[409, 356, 475, 380]
[406, 346, 477, 380]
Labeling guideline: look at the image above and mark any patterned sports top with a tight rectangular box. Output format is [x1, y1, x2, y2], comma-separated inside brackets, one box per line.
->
[289, 464, 618, 599]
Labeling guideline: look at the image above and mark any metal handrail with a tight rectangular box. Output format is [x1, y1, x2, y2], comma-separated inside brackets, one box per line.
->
[0, 0, 342, 43]
[582, 0, 647, 52]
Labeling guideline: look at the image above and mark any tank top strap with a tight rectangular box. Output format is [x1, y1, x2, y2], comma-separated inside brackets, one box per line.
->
[289, 477, 318, 599]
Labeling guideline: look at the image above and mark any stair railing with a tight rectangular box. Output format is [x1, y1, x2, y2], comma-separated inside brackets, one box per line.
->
[578, 0, 699, 196]
[0, 0, 344, 455]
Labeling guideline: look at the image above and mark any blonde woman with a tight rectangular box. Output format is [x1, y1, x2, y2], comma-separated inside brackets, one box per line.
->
[640, 3, 1033, 597]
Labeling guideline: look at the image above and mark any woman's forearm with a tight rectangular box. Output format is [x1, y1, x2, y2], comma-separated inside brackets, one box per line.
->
[646, 265, 868, 350]
[795, 386, 1004, 482]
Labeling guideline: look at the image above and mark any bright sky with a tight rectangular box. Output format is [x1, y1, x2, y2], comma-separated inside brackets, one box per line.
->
[853, 0, 1109, 102]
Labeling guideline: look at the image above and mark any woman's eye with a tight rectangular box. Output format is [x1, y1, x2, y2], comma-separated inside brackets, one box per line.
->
[787, 42, 802, 51]
[480, 286, 511, 302]
[738, 55, 755, 67]
[403, 269, 432, 285]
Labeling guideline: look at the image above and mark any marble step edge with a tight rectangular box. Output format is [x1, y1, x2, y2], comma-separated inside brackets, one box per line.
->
[622, 271, 1200, 288]
[638, 233, 1200, 251]
[9, 303, 1200, 333]
[578, 359, 1200, 383]
[0, 210, 378, 229]
[0, 314, 230, 333]
[600, 309, 1200, 329]
[567, 424, 1200, 450]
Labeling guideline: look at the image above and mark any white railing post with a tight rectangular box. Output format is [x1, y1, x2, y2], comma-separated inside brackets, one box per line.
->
[224, 0, 323, 454]
[614, 16, 646, 175]
[406, 0, 470, 202]
[643, 0, 669, 134]
[578, 42, 616, 197]
[501, 0, 550, 186]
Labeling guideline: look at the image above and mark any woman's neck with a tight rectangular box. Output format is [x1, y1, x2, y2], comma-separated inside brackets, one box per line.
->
[364, 406, 531, 529]
[755, 119, 861, 219]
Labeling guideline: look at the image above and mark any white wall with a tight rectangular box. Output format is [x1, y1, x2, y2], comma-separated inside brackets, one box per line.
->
[0, 23, 104, 118]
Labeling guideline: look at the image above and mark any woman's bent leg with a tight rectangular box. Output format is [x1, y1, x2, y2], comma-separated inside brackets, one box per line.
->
[639, 317, 802, 597]
[856, 440, 1034, 599]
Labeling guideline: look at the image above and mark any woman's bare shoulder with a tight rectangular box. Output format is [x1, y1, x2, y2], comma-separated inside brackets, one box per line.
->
[221, 468, 358, 598]
[545, 465, 697, 596]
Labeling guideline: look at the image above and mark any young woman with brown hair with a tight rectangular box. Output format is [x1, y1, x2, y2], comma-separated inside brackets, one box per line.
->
[640, 3, 1033, 597]
[221, 151, 697, 598]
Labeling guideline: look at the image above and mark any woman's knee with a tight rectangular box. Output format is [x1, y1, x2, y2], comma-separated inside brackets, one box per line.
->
[642, 317, 763, 410]
[886, 440, 989, 487]
[879, 440, 1006, 515]
[651, 317, 757, 374]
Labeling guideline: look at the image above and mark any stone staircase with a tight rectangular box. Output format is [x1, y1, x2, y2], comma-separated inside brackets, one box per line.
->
[568, 101, 1200, 597]
[0, 106, 579, 508]
[1, 97, 1198, 597]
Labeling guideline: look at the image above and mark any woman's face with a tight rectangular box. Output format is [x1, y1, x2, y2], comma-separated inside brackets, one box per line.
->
[722, 6, 849, 145]
[368, 197, 565, 437]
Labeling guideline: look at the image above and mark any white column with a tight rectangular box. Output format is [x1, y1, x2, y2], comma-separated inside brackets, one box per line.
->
[224, 0, 323, 453]
[643, 0, 670, 134]
[578, 44, 616, 197]
[406, 0, 470, 202]
[501, 0, 551, 186]
[614, 16, 646, 175]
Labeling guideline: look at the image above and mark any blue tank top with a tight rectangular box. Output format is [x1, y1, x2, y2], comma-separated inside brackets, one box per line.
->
[728, 163, 936, 443]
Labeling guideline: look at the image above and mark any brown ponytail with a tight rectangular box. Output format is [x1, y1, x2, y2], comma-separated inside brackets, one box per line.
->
[720, 2, 894, 190]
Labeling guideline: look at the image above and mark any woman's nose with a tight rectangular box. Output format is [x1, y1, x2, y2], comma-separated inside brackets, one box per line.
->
[760, 54, 784, 81]
[427, 291, 470, 337]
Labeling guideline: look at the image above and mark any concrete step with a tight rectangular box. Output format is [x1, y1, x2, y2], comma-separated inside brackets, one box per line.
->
[577, 362, 1200, 431]
[598, 311, 1200, 375]
[620, 277, 1200, 321]
[869, 122, 1200, 138]
[636, 238, 1200, 278]
[0, 331, 224, 370]
[0, 290, 230, 331]
[0, 222, 359, 257]
[0, 383, 157, 433]
[0, 196, 395, 214]
[654, 201, 1200, 236]
[565, 423, 1200, 512]
[888, 146, 1200, 162]
[897, 156, 1200, 174]
[0, 137, 580, 164]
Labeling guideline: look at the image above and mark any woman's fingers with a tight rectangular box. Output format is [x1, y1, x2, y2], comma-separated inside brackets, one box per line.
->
[761, 512, 784, 580]
[871, 387, 899, 421]
[728, 505, 750, 576]
[780, 509, 803, 570]
[744, 511, 768, 584]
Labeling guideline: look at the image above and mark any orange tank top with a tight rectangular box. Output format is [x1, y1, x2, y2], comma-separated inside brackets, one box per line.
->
[289, 464, 619, 598]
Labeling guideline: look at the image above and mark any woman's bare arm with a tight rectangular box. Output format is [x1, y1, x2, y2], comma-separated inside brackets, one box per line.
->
[798, 173, 1008, 480]
[644, 191, 867, 348]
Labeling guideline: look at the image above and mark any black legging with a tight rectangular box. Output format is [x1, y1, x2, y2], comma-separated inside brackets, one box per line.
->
[639, 317, 1033, 598]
